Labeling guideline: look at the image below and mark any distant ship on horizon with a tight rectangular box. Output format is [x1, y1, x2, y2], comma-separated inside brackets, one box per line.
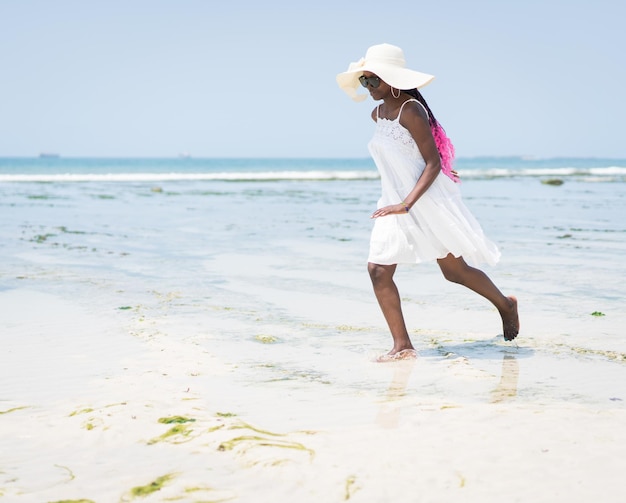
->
[39, 152, 60, 158]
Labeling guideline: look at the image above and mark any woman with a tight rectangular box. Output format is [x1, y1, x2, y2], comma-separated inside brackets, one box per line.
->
[336, 43, 519, 360]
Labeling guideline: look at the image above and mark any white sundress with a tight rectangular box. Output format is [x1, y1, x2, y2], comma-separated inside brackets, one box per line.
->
[367, 98, 501, 267]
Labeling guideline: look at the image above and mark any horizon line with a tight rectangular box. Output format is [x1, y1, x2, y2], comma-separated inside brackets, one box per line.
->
[1, 154, 625, 161]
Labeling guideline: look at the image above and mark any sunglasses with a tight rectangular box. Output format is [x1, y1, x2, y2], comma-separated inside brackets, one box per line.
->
[359, 75, 381, 89]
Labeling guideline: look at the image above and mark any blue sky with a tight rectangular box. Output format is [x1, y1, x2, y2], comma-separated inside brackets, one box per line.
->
[1, 0, 624, 158]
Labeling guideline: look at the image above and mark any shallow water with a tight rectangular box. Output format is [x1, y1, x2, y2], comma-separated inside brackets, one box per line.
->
[1, 165, 625, 419]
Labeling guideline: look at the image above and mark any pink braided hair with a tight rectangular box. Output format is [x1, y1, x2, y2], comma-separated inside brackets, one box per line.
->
[406, 89, 460, 183]
[430, 121, 459, 183]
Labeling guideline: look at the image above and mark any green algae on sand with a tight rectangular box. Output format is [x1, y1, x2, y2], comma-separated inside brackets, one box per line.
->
[148, 415, 200, 444]
[255, 334, 278, 343]
[148, 424, 195, 445]
[69, 408, 94, 417]
[344, 475, 359, 500]
[158, 415, 196, 424]
[217, 421, 316, 460]
[216, 412, 237, 418]
[227, 420, 287, 437]
[183, 485, 236, 502]
[127, 474, 176, 498]
[0, 406, 29, 415]
[217, 434, 314, 459]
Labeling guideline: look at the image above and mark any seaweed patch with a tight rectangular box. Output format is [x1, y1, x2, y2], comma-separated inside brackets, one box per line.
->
[215, 418, 316, 462]
[255, 334, 278, 343]
[217, 435, 314, 459]
[69, 408, 94, 417]
[182, 485, 236, 502]
[54, 464, 76, 482]
[158, 415, 196, 424]
[336, 325, 372, 332]
[49, 499, 95, 503]
[216, 412, 237, 418]
[57, 226, 87, 235]
[228, 421, 286, 437]
[553, 343, 626, 362]
[0, 406, 29, 415]
[126, 473, 176, 498]
[148, 424, 195, 445]
[541, 178, 564, 186]
[32, 233, 56, 243]
[344, 475, 359, 500]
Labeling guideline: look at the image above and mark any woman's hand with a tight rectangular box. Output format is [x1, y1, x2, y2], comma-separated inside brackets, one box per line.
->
[371, 204, 408, 219]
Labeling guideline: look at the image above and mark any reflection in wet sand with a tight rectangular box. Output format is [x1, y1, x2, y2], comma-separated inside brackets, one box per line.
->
[376, 353, 520, 427]
[490, 355, 520, 403]
[376, 360, 416, 428]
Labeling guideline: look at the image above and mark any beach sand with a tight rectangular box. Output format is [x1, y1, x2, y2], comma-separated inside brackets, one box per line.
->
[1, 175, 626, 502]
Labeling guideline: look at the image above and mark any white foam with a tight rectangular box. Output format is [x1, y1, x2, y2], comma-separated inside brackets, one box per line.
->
[0, 170, 381, 183]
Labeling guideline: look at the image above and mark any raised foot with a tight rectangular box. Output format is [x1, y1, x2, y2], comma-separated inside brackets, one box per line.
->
[502, 295, 520, 341]
[376, 348, 418, 363]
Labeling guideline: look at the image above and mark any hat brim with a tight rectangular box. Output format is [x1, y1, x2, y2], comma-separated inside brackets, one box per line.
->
[336, 61, 434, 102]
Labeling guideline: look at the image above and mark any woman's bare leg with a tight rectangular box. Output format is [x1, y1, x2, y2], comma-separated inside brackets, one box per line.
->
[368, 262, 415, 354]
[437, 253, 519, 340]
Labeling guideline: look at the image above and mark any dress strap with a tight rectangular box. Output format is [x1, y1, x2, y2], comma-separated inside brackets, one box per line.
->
[397, 98, 428, 121]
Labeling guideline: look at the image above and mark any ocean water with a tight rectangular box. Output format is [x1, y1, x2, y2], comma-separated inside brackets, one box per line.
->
[1, 155, 626, 181]
[1, 156, 626, 418]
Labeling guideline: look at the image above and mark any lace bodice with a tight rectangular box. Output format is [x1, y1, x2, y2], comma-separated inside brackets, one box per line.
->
[367, 100, 426, 199]
[375, 117, 420, 151]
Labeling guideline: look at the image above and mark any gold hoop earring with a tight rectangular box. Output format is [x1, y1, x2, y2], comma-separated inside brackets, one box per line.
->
[391, 87, 401, 98]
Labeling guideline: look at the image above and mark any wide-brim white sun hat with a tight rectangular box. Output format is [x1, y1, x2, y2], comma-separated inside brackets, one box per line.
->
[336, 43, 435, 102]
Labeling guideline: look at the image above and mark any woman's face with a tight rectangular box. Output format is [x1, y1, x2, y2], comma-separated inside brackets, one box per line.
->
[360, 71, 389, 100]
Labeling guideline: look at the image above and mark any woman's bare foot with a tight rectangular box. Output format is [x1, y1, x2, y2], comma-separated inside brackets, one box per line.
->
[501, 296, 519, 341]
[376, 348, 418, 362]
